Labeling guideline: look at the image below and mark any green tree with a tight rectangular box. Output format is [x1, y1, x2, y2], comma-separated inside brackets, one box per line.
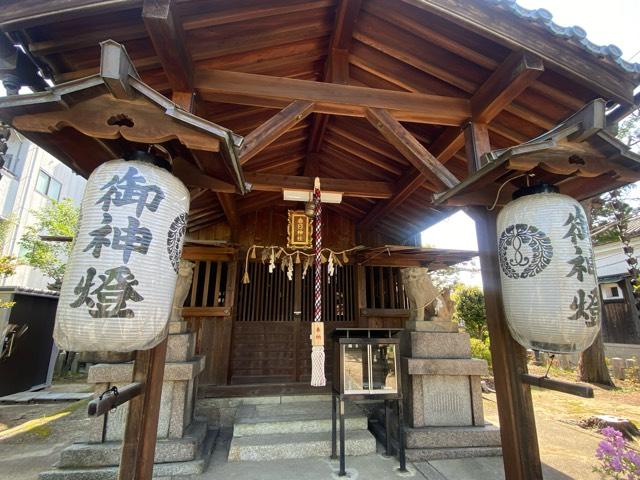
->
[19, 198, 79, 290]
[0, 216, 17, 308]
[451, 284, 487, 340]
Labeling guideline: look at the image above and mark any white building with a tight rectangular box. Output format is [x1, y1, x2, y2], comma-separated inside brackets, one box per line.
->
[593, 217, 640, 357]
[0, 130, 86, 290]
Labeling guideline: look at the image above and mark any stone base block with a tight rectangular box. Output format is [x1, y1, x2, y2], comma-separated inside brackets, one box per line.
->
[405, 424, 501, 449]
[405, 332, 471, 359]
[39, 426, 217, 480]
[166, 332, 195, 362]
[405, 446, 503, 461]
[405, 320, 458, 332]
[88, 357, 205, 383]
[60, 421, 208, 468]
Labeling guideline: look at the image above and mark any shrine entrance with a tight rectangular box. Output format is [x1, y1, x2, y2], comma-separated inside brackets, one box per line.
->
[231, 262, 357, 386]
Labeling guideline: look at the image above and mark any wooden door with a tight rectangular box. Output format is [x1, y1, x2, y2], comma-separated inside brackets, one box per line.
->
[231, 262, 357, 385]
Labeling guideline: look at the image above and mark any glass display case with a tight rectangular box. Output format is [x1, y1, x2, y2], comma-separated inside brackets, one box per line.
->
[330, 328, 406, 476]
[332, 328, 401, 398]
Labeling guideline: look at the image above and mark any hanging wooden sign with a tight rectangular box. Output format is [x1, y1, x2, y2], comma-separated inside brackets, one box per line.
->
[311, 321, 325, 347]
[287, 210, 312, 249]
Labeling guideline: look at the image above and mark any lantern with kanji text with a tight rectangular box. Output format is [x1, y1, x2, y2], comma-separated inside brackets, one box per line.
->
[54, 155, 189, 352]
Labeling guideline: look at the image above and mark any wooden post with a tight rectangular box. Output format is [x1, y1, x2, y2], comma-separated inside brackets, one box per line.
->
[472, 208, 543, 480]
[119, 336, 168, 480]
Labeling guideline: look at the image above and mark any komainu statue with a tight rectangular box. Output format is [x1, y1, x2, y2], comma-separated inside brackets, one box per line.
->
[401, 267, 456, 330]
[401, 267, 440, 322]
[171, 259, 195, 322]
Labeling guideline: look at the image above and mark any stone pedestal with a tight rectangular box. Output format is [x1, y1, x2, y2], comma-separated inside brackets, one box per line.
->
[398, 321, 502, 460]
[40, 321, 215, 479]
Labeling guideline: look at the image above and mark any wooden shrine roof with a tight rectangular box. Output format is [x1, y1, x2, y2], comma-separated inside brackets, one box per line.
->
[434, 99, 640, 207]
[1, 0, 639, 241]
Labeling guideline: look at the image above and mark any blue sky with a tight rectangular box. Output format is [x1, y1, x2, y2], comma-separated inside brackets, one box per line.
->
[422, 0, 640, 285]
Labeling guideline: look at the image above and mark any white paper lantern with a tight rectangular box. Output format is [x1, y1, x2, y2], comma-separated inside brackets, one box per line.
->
[54, 159, 190, 352]
[497, 189, 600, 353]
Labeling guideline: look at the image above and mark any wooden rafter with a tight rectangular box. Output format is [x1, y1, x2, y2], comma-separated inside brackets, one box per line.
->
[471, 51, 544, 123]
[195, 70, 470, 125]
[240, 100, 314, 165]
[142, 0, 192, 92]
[399, 0, 636, 104]
[304, 0, 363, 175]
[359, 51, 544, 227]
[172, 157, 236, 193]
[216, 192, 238, 227]
[365, 107, 459, 189]
[244, 173, 394, 199]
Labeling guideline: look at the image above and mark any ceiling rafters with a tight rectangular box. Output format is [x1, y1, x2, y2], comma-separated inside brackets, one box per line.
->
[359, 50, 544, 228]
[304, 0, 363, 176]
[239, 99, 315, 165]
[142, 0, 193, 92]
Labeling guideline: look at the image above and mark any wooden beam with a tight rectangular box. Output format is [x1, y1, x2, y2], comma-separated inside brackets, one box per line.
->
[195, 70, 471, 125]
[244, 173, 394, 199]
[471, 51, 544, 123]
[365, 107, 459, 189]
[464, 122, 491, 174]
[399, 0, 635, 104]
[471, 207, 543, 480]
[358, 51, 544, 229]
[216, 192, 238, 227]
[142, 0, 192, 92]
[172, 157, 236, 193]
[0, 0, 139, 29]
[304, 0, 362, 176]
[239, 100, 314, 165]
[119, 337, 168, 480]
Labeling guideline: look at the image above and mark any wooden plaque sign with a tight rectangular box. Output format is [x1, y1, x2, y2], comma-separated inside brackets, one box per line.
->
[311, 322, 325, 347]
[287, 210, 312, 249]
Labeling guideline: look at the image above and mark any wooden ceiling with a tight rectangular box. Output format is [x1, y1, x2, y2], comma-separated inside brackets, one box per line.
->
[1, 0, 638, 242]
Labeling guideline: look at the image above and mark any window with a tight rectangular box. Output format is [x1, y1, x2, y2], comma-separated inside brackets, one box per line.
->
[35, 170, 61, 201]
[2, 153, 16, 174]
[601, 282, 624, 300]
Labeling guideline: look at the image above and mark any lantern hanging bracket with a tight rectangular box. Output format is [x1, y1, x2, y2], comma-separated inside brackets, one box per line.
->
[520, 373, 594, 398]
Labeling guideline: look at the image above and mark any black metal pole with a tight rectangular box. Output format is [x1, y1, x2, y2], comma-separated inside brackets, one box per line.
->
[331, 392, 337, 460]
[384, 399, 392, 456]
[397, 399, 407, 472]
[339, 398, 346, 476]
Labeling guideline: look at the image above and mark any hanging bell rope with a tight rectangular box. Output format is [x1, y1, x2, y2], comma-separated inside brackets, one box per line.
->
[311, 177, 326, 387]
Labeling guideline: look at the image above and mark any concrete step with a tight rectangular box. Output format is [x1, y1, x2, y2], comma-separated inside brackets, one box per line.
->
[233, 401, 367, 436]
[58, 422, 207, 468]
[228, 429, 377, 461]
[405, 446, 503, 461]
[405, 424, 502, 449]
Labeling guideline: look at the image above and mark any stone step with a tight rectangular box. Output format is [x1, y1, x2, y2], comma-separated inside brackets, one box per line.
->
[405, 424, 502, 449]
[228, 429, 376, 461]
[405, 446, 503, 461]
[58, 421, 207, 468]
[233, 401, 367, 436]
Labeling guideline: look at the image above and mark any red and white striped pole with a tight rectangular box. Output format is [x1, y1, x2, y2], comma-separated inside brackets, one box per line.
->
[310, 177, 326, 387]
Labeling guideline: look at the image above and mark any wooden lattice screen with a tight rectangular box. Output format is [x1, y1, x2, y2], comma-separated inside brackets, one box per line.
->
[364, 266, 410, 310]
[184, 260, 229, 308]
[236, 262, 355, 323]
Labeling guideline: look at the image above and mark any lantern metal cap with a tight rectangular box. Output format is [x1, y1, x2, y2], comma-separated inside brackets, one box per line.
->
[512, 183, 559, 200]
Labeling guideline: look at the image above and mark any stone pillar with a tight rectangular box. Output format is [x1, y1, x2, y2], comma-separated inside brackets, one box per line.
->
[398, 268, 502, 461]
[612, 357, 625, 380]
[40, 261, 215, 480]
